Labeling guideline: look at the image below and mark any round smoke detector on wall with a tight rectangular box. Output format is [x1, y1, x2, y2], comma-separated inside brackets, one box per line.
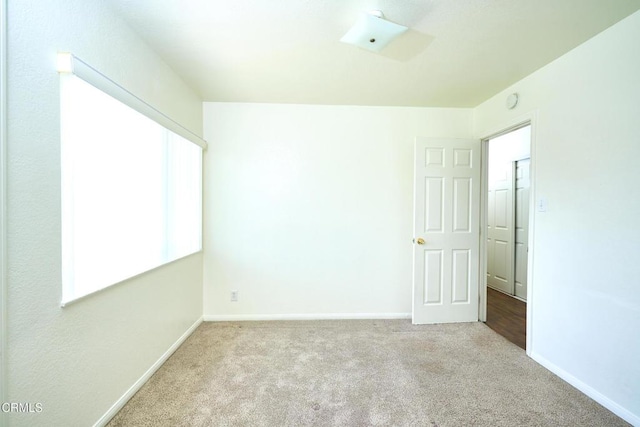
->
[506, 93, 519, 110]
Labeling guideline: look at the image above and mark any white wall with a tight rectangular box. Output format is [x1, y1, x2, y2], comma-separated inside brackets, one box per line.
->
[487, 126, 530, 183]
[203, 103, 472, 318]
[7, 0, 203, 425]
[1, 0, 8, 423]
[475, 11, 640, 424]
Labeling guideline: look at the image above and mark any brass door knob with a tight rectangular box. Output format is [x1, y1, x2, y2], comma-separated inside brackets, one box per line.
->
[414, 237, 425, 245]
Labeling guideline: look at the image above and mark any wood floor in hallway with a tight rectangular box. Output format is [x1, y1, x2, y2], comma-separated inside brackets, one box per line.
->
[485, 287, 526, 350]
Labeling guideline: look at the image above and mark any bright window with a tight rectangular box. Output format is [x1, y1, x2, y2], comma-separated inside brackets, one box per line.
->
[60, 61, 203, 305]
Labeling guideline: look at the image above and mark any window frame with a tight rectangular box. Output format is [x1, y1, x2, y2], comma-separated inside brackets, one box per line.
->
[58, 53, 206, 306]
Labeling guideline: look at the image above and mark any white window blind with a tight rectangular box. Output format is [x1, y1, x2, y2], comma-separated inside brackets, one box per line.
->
[59, 54, 204, 305]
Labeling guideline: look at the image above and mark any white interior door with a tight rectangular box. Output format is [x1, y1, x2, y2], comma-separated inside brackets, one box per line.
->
[514, 158, 530, 300]
[486, 160, 514, 294]
[412, 138, 480, 324]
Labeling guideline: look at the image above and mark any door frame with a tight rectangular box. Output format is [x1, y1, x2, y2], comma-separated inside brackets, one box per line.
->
[479, 113, 537, 355]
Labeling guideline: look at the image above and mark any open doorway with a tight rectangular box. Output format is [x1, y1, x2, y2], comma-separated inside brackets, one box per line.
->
[484, 125, 531, 349]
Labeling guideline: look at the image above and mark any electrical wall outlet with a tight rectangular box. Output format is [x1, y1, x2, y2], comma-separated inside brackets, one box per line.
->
[230, 290, 238, 302]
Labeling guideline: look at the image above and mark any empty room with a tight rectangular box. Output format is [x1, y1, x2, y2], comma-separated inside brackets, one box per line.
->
[1, 0, 639, 426]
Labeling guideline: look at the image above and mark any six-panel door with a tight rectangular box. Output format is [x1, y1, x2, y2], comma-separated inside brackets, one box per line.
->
[413, 138, 480, 324]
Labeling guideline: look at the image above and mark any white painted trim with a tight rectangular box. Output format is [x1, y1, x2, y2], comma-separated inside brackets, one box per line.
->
[93, 317, 203, 427]
[478, 139, 489, 323]
[0, 0, 8, 423]
[531, 352, 639, 426]
[203, 313, 412, 322]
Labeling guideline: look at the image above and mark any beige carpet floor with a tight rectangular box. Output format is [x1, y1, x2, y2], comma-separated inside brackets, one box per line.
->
[107, 320, 627, 426]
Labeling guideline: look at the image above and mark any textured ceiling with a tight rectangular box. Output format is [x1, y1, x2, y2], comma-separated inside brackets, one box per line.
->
[107, 0, 640, 107]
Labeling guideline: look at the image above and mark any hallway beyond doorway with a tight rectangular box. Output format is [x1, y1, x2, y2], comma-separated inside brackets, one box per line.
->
[485, 287, 526, 349]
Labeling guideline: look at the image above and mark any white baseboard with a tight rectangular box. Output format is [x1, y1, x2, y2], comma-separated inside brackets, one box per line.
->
[203, 312, 411, 321]
[93, 316, 203, 427]
[530, 352, 639, 426]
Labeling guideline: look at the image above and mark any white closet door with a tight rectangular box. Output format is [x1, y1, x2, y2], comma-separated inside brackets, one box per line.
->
[514, 158, 530, 300]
